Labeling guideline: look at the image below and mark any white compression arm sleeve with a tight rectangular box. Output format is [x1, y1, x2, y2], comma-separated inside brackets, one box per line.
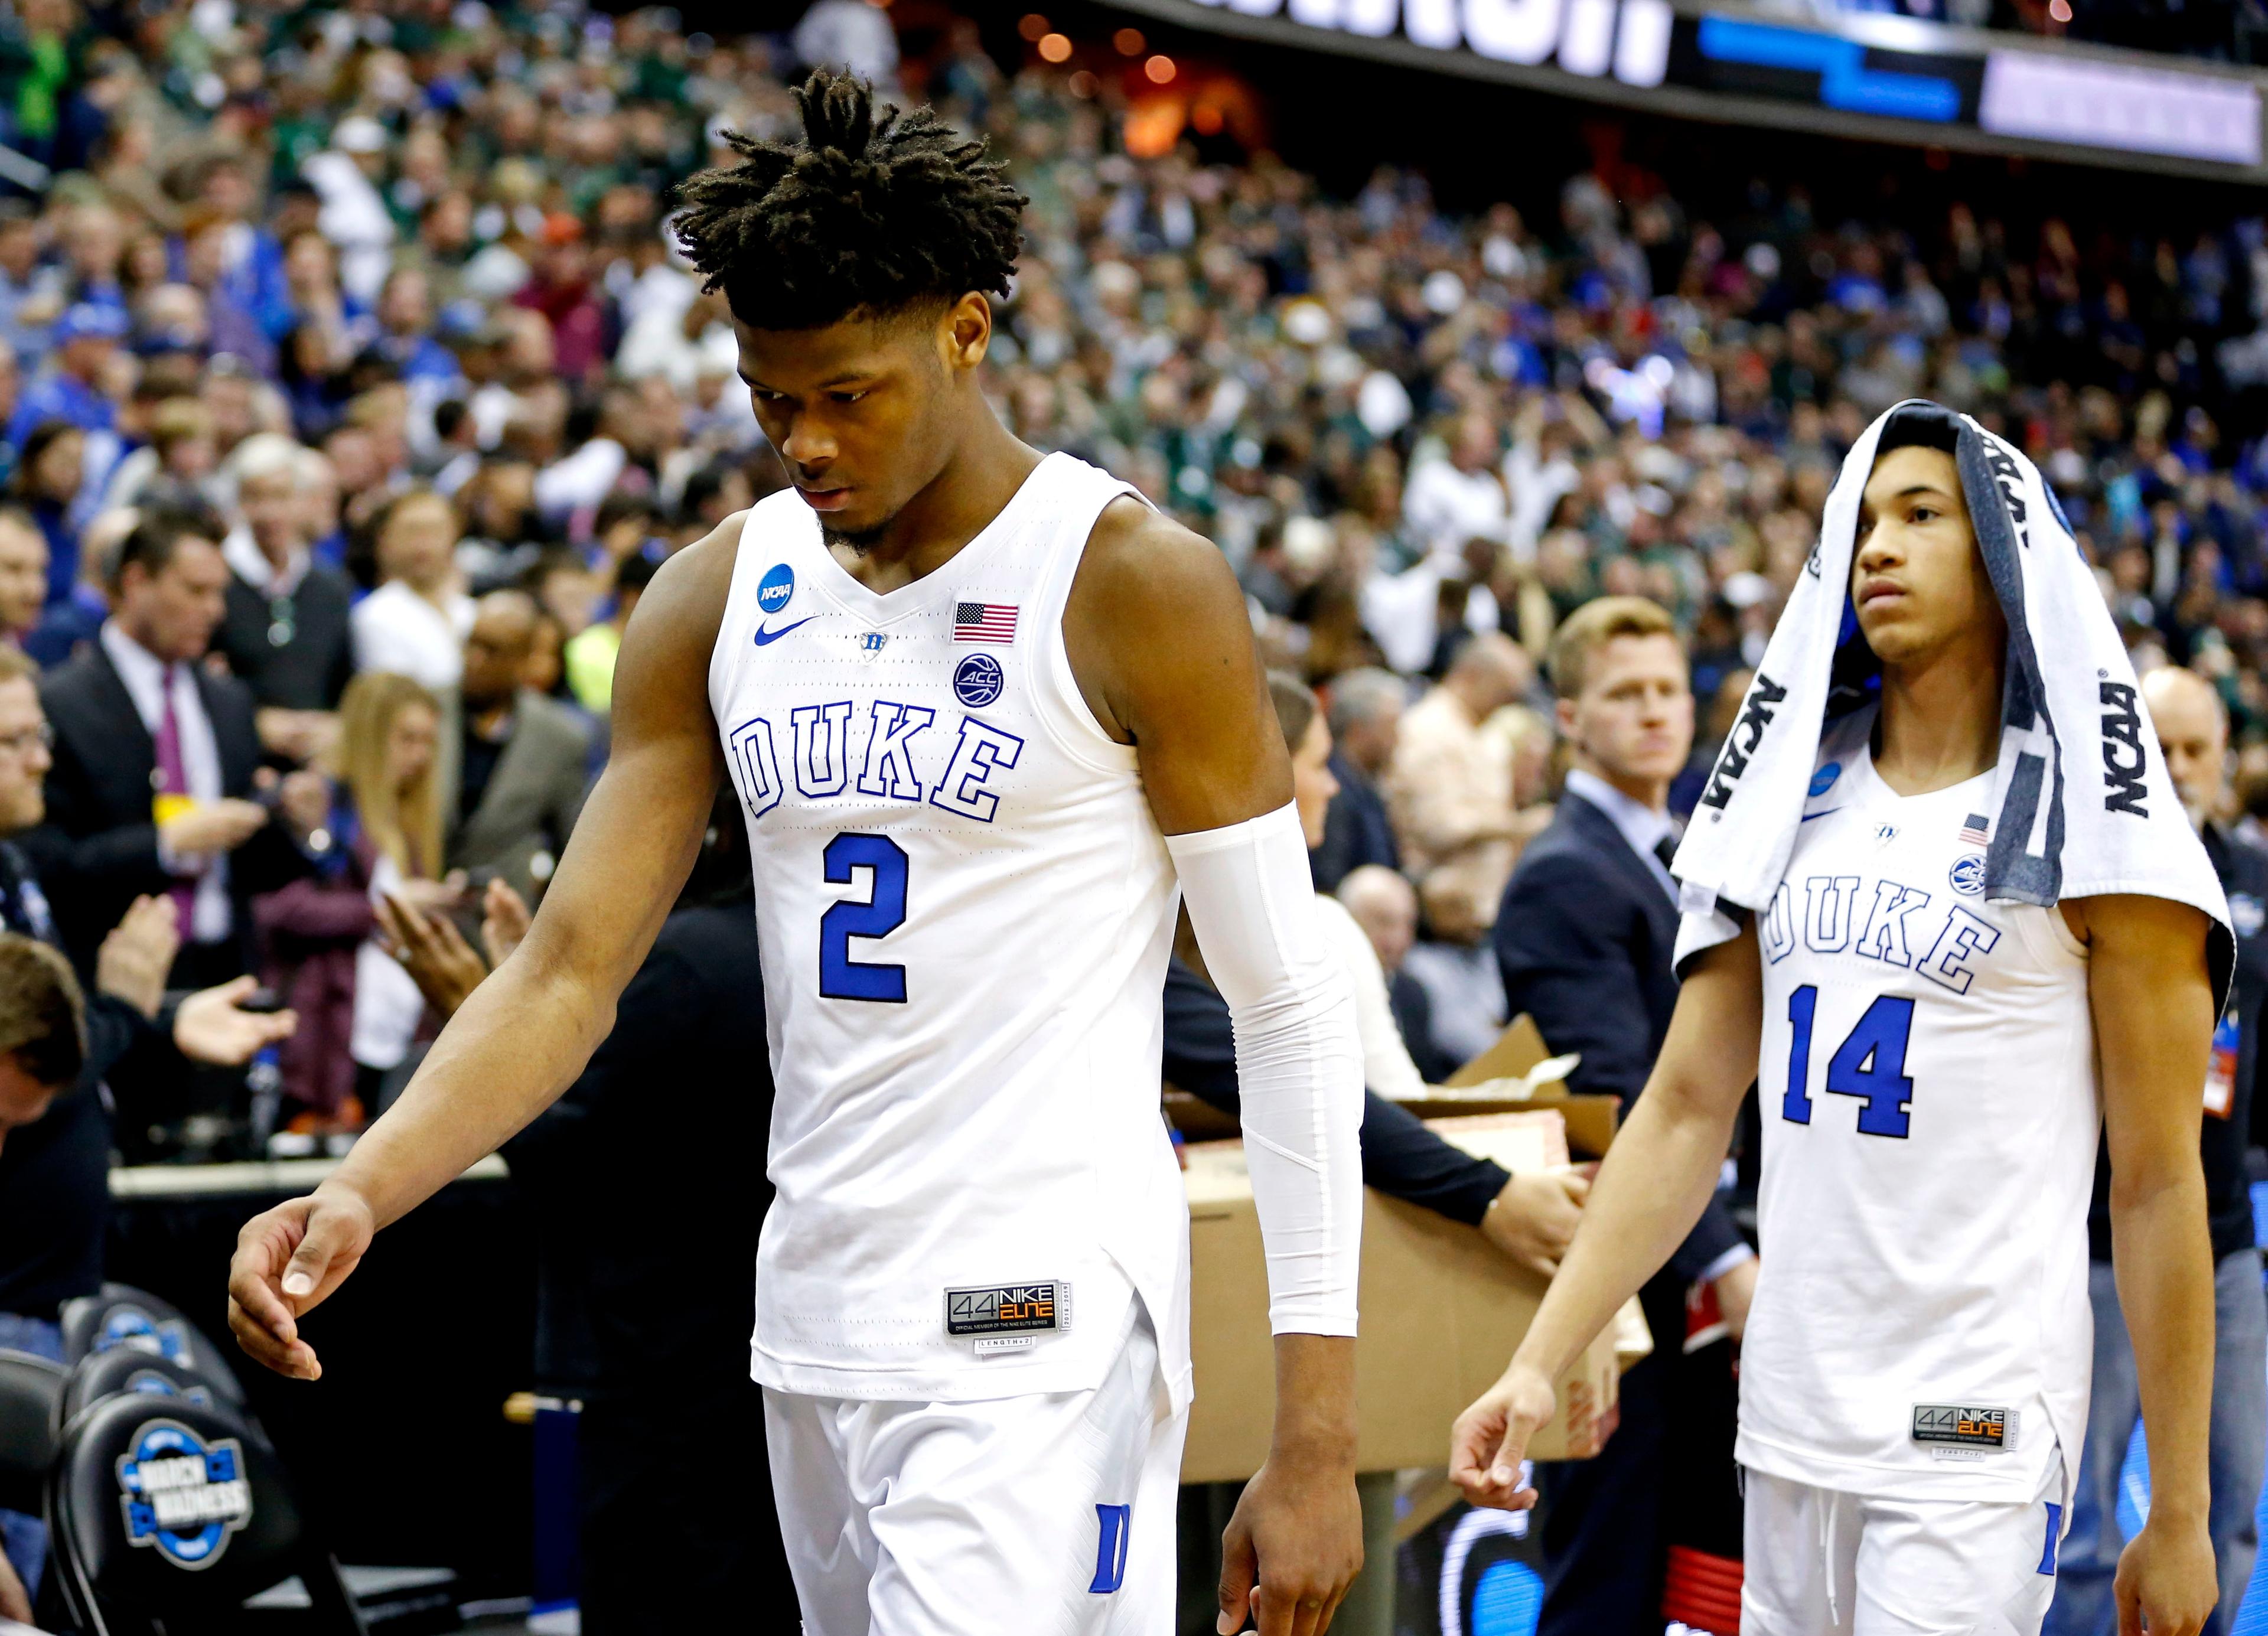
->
[1166, 802, 1363, 1336]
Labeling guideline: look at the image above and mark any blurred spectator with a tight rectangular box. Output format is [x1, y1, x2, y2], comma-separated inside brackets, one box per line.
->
[445, 591, 592, 902]
[11, 418, 81, 608]
[0, 641, 288, 1595]
[24, 505, 309, 982]
[0, 933, 83, 1156]
[351, 488, 474, 693]
[1494, 595, 1745, 1631]
[8, 302, 122, 452]
[1311, 667, 1405, 893]
[0, 507, 44, 651]
[214, 434, 355, 762]
[565, 546, 660, 716]
[254, 673, 458, 1135]
[1337, 863, 1456, 1084]
[1386, 631, 1531, 934]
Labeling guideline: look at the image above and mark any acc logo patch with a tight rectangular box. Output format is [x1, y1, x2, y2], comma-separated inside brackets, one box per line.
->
[118, 1419, 253, 1569]
[95, 1305, 194, 1370]
[756, 563, 794, 615]
[2232, 893, 2265, 938]
[953, 653, 1005, 709]
[1808, 762, 1842, 799]
[1948, 855, 1986, 897]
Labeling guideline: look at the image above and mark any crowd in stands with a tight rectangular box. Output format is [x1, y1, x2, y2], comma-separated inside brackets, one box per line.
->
[0, 0, 2250, 1149]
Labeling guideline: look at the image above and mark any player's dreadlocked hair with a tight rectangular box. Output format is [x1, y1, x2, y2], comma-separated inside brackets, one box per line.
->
[673, 70, 1027, 332]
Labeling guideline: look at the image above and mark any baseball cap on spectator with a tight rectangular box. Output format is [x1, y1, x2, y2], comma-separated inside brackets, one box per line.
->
[334, 115, 388, 155]
[53, 304, 128, 347]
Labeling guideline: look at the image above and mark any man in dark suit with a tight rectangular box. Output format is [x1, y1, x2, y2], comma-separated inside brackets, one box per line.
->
[21, 504, 311, 985]
[1494, 596, 1751, 1635]
[212, 434, 357, 765]
[439, 591, 592, 903]
[1311, 667, 1403, 892]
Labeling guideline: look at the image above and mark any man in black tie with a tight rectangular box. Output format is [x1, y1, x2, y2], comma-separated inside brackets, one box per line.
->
[21, 504, 308, 985]
[1494, 595, 1752, 1635]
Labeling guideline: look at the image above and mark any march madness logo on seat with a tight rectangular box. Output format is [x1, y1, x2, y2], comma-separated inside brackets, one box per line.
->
[94, 1305, 195, 1371]
[116, 1418, 253, 1569]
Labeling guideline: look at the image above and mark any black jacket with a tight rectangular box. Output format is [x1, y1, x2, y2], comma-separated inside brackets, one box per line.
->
[214, 561, 357, 712]
[1494, 791, 1747, 1283]
[2091, 823, 2268, 1265]
[22, 641, 305, 970]
[1311, 752, 1399, 894]
[1163, 958, 1510, 1226]
[0, 840, 171, 1318]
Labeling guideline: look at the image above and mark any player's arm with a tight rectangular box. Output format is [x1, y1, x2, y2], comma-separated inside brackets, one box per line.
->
[2076, 892, 2218, 1636]
[1448, 921, 1762, 1508]
[226, 523, 737, 1380]
[1066, 500, 1363, 1636]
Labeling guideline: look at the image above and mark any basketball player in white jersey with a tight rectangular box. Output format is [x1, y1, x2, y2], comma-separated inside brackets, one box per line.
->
[226, 73, 1366, 1634]
[1448, 422, 2221, 1634]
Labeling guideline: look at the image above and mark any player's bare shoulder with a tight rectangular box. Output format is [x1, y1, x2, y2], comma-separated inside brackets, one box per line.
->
[612, 509, 750, 735]
[1063, 496, 1253, 743]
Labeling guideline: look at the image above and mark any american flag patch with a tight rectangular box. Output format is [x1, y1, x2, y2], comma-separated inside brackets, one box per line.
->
[954, 602, 1017, 644]
[1959, 814, 1990, 847]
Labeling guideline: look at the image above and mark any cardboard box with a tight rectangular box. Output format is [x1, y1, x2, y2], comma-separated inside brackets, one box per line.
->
[1181, 1117, 1626, 1482]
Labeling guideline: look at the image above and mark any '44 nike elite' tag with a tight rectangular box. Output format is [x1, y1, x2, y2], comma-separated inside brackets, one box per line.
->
[1912, 1404, 2018, 1458]
[946, 1282, 1071, 1357]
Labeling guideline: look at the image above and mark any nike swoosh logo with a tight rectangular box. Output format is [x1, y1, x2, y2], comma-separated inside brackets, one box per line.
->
[1801, 807, 1842, 823]
[752, 615, 817, 647]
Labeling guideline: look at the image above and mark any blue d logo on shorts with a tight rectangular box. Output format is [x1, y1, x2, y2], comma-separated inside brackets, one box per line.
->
[757, 563, 795, 615]
[1090, 1503, 1130, 1594]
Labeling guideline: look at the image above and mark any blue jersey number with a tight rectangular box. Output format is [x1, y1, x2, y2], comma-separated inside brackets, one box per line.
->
[1781, 985, 1916, 1138]
[819, 833, 908, 1002]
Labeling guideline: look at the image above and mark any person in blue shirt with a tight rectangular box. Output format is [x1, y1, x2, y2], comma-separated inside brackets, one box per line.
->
[6, 302, 120, 452]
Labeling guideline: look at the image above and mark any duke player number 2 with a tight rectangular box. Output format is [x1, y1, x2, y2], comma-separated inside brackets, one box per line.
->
[819, 833, 910, 1003]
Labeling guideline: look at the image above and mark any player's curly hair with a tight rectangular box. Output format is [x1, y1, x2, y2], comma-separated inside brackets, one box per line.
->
[673, 70, 1027, 332]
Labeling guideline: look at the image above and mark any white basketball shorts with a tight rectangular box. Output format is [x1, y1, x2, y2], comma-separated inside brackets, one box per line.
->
[764, 1306, 1188, 1636]
[1742, 1461, 2067, 1636]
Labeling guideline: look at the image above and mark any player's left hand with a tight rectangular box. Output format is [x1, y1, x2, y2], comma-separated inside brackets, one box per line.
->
[1216, 1445, 1363, 1635]
[2116, 1516, 2216, 1635]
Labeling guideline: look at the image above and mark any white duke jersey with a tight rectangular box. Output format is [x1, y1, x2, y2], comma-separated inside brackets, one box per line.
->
[1733, 708, 2095, 1509]
[707, 454, 1191, 1408]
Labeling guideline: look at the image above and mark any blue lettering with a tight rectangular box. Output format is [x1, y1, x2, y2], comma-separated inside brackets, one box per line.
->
[856, 700, 936, 801]
[1762, 883, 1797, 964]
[1803, 875, 1861, 953]
[726, 716, 783, 819]
[790, 701, 854, 798]
[1855, 880, 1932, 969]
[1921, 905, 2002, 995]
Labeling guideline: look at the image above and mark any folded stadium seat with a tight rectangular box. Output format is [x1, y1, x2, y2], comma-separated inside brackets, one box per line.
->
[54, 1350, 461, 1635]
[1661, 1543, 1742, 1634]
[57, 1285, 245, 1408]
[44, 1392, 365, 1635]
[0, 1350, 63, 1516]
[53, 1350, 216, 1439]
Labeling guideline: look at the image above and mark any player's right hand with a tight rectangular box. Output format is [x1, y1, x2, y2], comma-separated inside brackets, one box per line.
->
[1448, 1360, 1557, 1510]
[226, 1184, 375, 1380]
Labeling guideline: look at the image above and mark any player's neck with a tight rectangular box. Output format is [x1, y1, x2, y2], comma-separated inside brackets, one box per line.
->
[828, 408, 1043, 595]
[1872, 632, 2005, 797]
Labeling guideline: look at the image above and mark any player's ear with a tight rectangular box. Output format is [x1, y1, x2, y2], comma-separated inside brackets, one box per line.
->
[941, 292, 990, 374]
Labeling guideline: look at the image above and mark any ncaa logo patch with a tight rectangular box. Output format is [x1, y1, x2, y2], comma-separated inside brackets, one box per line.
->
[756, 563, 795, 615]
[1808, 762, 1842, 798]
[2233, 893, 2265, 938]
[96, 1305, 194, 1370]
[1948, 855, 1986, 897]
[953, 653, 1005, 709]
[117, 1418, 253, 1569]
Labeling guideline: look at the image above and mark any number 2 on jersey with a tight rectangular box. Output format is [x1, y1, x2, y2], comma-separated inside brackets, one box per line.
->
[819, 833, 909, 1002]
[1781, 985, 1915, 1138]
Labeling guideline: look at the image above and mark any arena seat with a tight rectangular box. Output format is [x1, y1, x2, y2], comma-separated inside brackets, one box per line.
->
[0, 1350, 63, 1514]
[45, 1392, 365, 1635]
[58, 1283, 245, 1406]
[54, 1348, 216, 1436]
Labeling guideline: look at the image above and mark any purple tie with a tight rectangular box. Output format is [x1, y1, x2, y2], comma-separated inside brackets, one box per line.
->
[154, 667, 196, 935]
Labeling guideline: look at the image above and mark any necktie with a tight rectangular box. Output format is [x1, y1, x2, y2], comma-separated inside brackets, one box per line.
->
[154, 666, 197, 936]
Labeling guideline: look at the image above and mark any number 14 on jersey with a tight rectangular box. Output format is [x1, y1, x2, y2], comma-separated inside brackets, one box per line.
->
[1781, 985, 1917, 1139]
